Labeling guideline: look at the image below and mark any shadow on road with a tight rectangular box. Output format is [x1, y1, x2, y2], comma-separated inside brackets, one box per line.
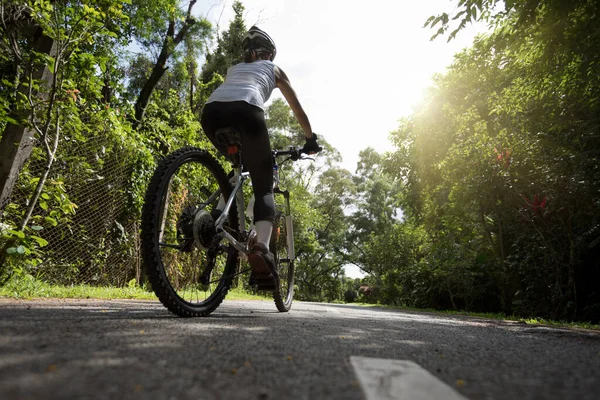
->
[1, 299, 599, 400]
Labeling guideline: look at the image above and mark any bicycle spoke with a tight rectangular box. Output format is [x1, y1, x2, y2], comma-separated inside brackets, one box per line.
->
[142, 147, 239, 317]
[271, 211, 294, 312]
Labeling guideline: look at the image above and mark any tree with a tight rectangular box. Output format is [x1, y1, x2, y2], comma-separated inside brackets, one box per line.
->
[200, 0, 246, 84]
[128, 0, 211, 128]
[0, 0, 129, 275]
[263, 99, 353, 302]
[386, 0, 600, 319]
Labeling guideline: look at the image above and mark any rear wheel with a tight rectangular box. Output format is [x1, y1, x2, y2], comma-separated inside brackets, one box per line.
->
[271, 211, 294, 312]
[141, 147, 238, 317]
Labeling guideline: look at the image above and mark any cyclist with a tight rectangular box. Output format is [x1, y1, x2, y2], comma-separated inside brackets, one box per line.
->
[200, 25, 320, 288]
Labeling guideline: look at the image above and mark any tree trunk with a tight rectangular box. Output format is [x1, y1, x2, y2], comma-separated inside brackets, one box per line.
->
[0, 26, 56, 212]
[133, 47, 169, 129]
[189, 72, 194, 111]
[132, 1, 197, 129]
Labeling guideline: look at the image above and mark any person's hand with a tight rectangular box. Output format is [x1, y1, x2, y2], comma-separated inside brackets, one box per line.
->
[302, 133, 321, 154]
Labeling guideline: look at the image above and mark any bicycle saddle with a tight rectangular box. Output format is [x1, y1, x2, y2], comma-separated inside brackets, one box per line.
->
[215, 128, 242, 155]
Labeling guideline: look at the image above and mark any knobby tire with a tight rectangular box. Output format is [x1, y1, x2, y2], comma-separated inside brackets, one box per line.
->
[141, 147, 238, 317]
[271, 211, 294, 312]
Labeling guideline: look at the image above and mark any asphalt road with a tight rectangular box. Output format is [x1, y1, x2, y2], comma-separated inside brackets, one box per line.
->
[0, 298, 599, 400]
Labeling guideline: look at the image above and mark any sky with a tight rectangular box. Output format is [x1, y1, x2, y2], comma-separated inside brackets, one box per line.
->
[196, 0, 489, 172]
[195, 0, 489, 277]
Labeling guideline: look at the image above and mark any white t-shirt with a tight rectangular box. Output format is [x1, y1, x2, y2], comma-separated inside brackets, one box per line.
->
[206, 60, 276, 110]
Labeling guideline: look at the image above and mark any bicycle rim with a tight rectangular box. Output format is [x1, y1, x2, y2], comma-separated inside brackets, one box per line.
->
[272, 212, 294, 312]
[142, 147, 238, 317]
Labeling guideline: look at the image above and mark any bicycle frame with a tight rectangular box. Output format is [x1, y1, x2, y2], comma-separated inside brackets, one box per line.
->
[273, 188, 294, 262]
[212, 156, 294, 261]
[213, 166, 251, 254]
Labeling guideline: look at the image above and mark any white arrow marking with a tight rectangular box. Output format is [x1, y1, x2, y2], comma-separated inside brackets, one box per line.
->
[351, 356, 468, 400]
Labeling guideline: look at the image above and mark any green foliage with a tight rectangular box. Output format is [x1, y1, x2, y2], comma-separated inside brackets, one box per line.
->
[2, 0, 596, 326]
[263, 100, 352, 302]
[200, 1, 246, 84]
[1, 0, 128, 279]
[0, 175, 76, 278]
[383, 0, 600, 321]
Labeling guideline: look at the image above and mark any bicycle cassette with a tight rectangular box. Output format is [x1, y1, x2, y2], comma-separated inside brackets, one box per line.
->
[193, 209, 216, 250]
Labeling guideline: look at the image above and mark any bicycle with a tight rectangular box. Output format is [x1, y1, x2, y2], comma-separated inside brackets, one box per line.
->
[140, 128, 318, 317]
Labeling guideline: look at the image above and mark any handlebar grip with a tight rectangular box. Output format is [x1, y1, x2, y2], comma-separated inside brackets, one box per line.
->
[300, 146, 322, 155]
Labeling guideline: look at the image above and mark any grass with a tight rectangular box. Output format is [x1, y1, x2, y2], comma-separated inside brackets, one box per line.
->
[347, 302, 600, 331]
[2, 275, 597, 331]
[0, 274, 270, 302]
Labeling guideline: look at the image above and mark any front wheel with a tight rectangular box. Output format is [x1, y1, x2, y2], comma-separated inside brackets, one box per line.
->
[271, 211, 294, 312]
[141, 147, 239, 317]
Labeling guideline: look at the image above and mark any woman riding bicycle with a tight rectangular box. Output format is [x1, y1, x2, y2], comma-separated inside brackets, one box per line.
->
[200, 26, 320, 288]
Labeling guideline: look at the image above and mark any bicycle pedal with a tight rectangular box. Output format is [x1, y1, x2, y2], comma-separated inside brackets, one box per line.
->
[254, 276, 277, 291]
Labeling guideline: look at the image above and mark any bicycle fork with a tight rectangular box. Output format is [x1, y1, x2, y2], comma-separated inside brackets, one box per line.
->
[275, 187, 295, 262]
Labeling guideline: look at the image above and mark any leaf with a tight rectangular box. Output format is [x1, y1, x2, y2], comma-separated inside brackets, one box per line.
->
[39, 201, 48, 210]
[30, 236, 49, 247]
[41, 193, 50, 200]
[8, 229, 25, 239]
[31, 225, 44, 231]
[6, 247, 17, 254]
[452, 10, 467, 21]
[44, 217, 58, 227]
[16, 245, 25, 254]
[423, 15, 435, 28]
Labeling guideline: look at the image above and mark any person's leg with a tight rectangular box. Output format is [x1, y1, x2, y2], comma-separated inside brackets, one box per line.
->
[200, 102, 230, 156]
[200, 102, 232, 215]
[254, 221, 272, 247]
[201, 101, 277, 288]
[233, 103, 275, 247]
[229, 102, 279, 288]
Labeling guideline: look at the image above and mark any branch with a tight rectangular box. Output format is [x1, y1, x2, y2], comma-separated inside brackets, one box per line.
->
[38, 48, 60, 144]
[309, 264, 344, 285]
[26, 68, 44, 138]
[0, 3, 23, 62]
[315, 204, 343, 240]
[215, 0, 228, 38]
[19, 110, 60, 230]
[65, 11, 87, 47]
[187, 0, 197, 18]
[346, 261, 371, 275]
[171, 0, 197, 45]
[349, 239, 367, 259]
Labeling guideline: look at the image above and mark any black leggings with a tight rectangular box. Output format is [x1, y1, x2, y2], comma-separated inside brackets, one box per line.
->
[200, 101, 275, 223]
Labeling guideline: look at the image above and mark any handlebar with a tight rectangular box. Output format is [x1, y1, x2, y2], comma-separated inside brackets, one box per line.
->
[272, 146, 322, 161]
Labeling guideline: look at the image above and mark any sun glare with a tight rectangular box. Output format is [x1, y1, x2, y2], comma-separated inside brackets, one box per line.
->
[199, 0, 488, 174]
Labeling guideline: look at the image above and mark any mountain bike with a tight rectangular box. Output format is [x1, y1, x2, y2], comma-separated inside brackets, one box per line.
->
[141, 128, 317, 317]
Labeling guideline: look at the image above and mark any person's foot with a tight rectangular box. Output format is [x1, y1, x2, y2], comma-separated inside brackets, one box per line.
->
[247, 243, 279, 291]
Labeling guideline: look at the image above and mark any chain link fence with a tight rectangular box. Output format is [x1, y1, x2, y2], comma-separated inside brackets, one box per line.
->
[9, 134, 147, 287]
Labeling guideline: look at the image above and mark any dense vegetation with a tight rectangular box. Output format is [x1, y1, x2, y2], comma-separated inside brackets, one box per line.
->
[1, 0, 598, 323]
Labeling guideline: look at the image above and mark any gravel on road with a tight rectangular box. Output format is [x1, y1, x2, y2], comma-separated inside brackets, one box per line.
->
[1, 298, 599, 400]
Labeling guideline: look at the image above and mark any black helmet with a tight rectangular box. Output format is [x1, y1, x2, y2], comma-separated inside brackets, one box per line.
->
[242, 26, 277, 61]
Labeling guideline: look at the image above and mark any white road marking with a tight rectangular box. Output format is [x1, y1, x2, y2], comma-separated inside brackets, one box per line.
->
[350, 356, 468, 400]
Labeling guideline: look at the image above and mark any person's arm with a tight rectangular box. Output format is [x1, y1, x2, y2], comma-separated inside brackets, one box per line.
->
[274, 66, 313, 139]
